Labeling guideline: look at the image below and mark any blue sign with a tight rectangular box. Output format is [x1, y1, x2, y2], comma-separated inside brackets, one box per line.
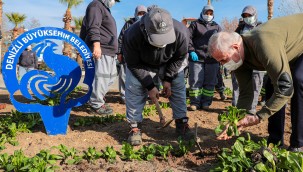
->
[1, 27, 95, 135]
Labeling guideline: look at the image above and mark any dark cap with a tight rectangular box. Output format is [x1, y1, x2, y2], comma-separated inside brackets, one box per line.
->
[144, 7, 176, 46]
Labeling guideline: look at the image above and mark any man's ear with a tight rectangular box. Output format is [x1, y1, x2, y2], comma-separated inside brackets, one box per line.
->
[231, 44, 240, 50]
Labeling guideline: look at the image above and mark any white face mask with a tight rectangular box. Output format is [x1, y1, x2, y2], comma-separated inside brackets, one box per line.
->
[202, 15, 213, 22]
[148, 37, 167, 48]
[223, 52, 243, 71]
[136, 15, 142, 21]
[105, 0, 115, 8]
[244, 16, 256, 26]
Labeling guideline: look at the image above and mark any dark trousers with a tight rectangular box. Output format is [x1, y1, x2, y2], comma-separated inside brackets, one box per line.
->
[267, 55, 303, 147]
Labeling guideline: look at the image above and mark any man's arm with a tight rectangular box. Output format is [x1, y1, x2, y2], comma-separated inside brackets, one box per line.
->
[123, 28, 155, 91]
[235, 66, 255, 112]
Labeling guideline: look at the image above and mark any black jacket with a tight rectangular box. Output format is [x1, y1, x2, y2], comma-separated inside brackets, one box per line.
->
[123, 18, 189, 91]
[188, 19, 221, 63]
[117, 18, 136, 63]
[18, 50, 38, 68]
[80, 0, 118, 56]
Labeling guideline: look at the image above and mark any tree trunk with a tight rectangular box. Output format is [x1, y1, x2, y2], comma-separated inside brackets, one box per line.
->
[207, 0, 211, 5]
[0, 0, 3, 28]
[268, 0, 274, 20]
[63, 9, 72, 58]
[76, 52, 83, 69]
[13, 27, 18, 40]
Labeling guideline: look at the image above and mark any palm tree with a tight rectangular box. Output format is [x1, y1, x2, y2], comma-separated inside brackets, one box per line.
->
[0, 0, 3, 28]
[5, 12, 26, 39]
[59, 0, 83, 57]
[268, 0, 274, 20]
[73, 16, 83, 68]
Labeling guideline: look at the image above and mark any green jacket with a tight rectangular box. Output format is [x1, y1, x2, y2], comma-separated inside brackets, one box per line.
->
[235, 13, 303, 120]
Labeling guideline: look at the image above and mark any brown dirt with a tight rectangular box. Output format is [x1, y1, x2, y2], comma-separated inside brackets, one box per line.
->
[0, 88, 292, 172]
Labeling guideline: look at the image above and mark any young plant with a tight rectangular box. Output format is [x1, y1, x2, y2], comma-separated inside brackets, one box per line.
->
[54, 144, 82, 165]
[174, 137, 195, 157]
[82, 147, 102, 164]
[215, 106, 246, 137]
[138, 144, 157, 161]
[101, 146, 117, 163]
[156, 144, 173, 160]
[224, 87, 232, 97]
[120, 142, 141, 161]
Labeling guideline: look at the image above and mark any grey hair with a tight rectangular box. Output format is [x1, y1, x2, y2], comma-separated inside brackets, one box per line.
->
[208, 32, 241, 56]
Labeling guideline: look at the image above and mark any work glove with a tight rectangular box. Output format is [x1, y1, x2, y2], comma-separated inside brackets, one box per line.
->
[190, 52, 198, 61]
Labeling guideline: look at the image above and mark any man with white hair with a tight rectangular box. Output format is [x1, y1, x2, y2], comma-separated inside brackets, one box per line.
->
[18, 45, 38, 80]
[208, 14, 303, 152]
[117, 5, 147, 104]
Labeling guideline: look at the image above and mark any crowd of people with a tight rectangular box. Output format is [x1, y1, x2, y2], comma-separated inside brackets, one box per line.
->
[5, 0, 301, 151]
[78, 0, 303, 151]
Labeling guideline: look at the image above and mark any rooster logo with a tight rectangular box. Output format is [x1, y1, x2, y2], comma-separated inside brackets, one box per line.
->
[2, 27, 95, 135]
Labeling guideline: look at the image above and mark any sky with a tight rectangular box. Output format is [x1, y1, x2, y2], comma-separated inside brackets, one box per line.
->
[3, 0, 284, 33]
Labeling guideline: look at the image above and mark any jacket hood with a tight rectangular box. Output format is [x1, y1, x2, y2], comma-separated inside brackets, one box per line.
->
[134, 5, 147, 17]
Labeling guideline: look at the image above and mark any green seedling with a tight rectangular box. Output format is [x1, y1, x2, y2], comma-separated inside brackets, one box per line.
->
[101, 146, 117, 163]
[160, 102, 170, 109]
[215, 106, 246, 137]
[142, 105, 157, 117]
[54, 144, 82, 165]
[174, 137, 195, 157]
[156, 144, 173, 160]
[138, 144, 157, 161]
[224, 87, 232, 97]
[120, 142, 141, 161]
[83, 147, 102, 164]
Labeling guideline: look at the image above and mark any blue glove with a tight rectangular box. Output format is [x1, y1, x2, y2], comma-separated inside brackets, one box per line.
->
[190, 52, 199, 61]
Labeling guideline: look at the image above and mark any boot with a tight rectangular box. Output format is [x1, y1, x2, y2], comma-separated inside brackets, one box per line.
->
[127, 122, 142, 146]
[219, 92, 226, 100]
[175, 117, 195, 141]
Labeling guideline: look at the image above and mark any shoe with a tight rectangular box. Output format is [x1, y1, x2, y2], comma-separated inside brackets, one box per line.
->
[92, 105, 113, 115]
[120, 98, 126, 104]
[175, 117, 195, 141]
[201, 106, 210, 111]
[188, 105, 198, 111]
[127, 123, 142, 146]
[219, 93, 226, 100]
[287, 146, 303, 152]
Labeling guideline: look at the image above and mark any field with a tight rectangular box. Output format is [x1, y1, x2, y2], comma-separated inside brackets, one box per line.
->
[0, 86, 292, 172]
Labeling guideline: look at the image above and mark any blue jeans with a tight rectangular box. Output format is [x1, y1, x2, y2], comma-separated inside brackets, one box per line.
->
[125, 67, 187, 123]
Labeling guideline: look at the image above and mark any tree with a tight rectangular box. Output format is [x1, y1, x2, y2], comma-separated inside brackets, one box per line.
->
[220, 17, 239, 32]
[59, 0, 83, 57]
[267, 0, 274, 20]
[5, 12, 26, 39]
[73, 16, 83, 68]
[278, 0, 303, 16]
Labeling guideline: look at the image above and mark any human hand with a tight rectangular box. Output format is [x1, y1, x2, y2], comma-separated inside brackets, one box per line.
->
[190, 52, 199, 61]
[148, 87, 159, 104]
[93, 42, 102, 59]
[117, 54, 123, 63]
[162, 81, 172, 98]
[216, 114, 260, 140]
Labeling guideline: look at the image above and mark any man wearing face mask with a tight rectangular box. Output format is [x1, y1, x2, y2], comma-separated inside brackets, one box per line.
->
[208, 14, 303, 152]
[123, 6, 194, 146]
[187, 5, 222, 111]
[80, 0, 118, 115]
[231, 5, 265, 115]
[117, 5, 147, 104]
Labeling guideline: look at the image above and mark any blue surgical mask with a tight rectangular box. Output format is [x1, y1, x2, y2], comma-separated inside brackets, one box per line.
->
[244, 16, 256, 26]
[202, 15, 213, 22]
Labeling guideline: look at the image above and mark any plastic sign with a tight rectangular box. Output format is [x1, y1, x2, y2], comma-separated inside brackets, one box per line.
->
[2, 27, 95, 135]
